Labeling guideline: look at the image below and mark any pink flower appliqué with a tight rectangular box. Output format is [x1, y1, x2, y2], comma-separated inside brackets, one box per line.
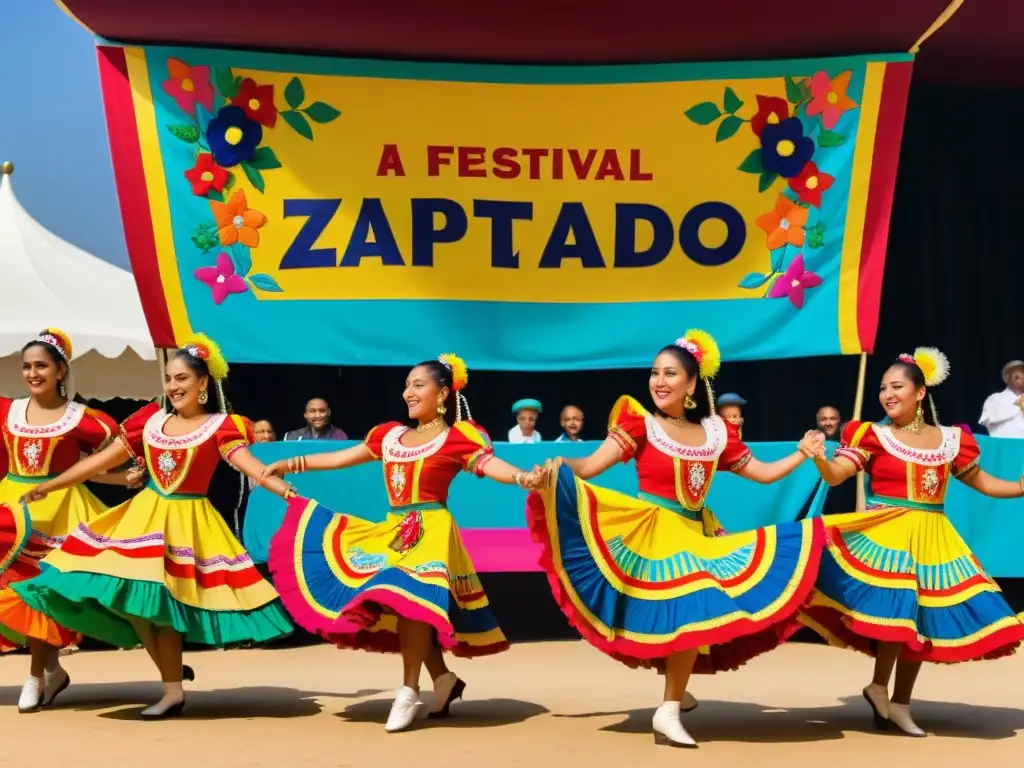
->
[194, 252, 248, 305]
[767, 254, 822, 309]
[162, 58, 215, 117]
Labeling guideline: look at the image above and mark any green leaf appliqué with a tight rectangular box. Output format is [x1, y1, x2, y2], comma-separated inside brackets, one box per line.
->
[684, 102, 722, 125]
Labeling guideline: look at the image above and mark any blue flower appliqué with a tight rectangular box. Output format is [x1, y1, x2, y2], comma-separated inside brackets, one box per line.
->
[206, 106, 263, 168]
[760, 117, 814, 178]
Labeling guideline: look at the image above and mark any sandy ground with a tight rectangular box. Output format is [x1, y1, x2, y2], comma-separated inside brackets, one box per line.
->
[1, 641, 1021, 767]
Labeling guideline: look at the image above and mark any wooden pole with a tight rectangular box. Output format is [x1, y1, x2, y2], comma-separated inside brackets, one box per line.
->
[852, 352, 868, 511]
[157, 348, 168, 402]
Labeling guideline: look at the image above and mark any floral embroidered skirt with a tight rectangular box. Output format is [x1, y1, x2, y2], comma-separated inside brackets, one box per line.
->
[525, 463, 825, 673]
[0, 476, 108, 649]
[269, 497, 508, 657]
[799, 500, 1024, 663]
[13, 485, 292, 648]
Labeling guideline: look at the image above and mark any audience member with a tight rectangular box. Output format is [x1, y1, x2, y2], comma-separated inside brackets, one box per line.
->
[252, 419, 277, 442]
[554, 405, 585, 442]
[979, 360, 1024, 438]
[716, 392, 746, 435]
[284, 398, 348, 441]
[508, 398, 543, 443]
[816, 405, 842, 439]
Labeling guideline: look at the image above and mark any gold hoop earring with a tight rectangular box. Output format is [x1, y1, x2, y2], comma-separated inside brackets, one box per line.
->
[684, 393, 697, 410]
[198, 390, 209, 405]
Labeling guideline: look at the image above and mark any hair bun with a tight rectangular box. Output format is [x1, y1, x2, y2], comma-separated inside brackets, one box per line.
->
[180, 333, 229, 381]
[672, 329, 721, 379]
[900, 347, 949, 387]
[437, 353, 468, 391]
[38, 328, 72, 361]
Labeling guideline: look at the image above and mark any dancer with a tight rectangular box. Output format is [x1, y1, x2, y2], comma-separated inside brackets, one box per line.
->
[264, 354, 546, 733]
[526, 330, 825, 748]
[15, 334, 294, 719]
[0, 329, 146, 712]
[799, 348, 1024, 736]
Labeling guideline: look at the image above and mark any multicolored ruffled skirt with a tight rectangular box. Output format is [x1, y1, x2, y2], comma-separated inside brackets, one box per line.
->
[13, 484, 292, 647]
[0, 475, 107, 649]
[269, 497, 508, 657]
[799, 496, 1024, 663]
[526, 464, 825, 673]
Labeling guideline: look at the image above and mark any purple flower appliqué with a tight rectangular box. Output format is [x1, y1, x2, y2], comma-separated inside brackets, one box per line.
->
[194, 252, 248, 305]
[767, 254, 822, 309]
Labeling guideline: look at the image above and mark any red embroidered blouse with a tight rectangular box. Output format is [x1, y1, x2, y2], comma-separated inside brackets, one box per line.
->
[364, 421, 494, 508]
[606, 395, 752, 512]
[834, 420, 980, 506]
[0, 397, 117, 479]
[119, 402, 254, 496]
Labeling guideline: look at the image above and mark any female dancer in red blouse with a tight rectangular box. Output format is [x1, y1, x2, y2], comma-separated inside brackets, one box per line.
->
[527, 330, 825, 747]
[16, 335, 295, 719]
[264, 354, 546, 733]
[800, 348, 1024, 736]
[0, 329, 143, 712]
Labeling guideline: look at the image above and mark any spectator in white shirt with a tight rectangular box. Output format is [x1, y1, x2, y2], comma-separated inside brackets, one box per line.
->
[508, 398, 542, 443]
[979, 360, 1024, 438]
[555, 405, 585, 442]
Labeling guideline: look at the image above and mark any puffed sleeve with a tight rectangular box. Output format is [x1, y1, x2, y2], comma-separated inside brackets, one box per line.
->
[78, 407, 119, 451]
[951, 429, 981, 479]
[364, 421, 402, 460]
[607, 395, 649, 462]
[833, 420, 874, 471]
[720, 419, 753, 472]
[450, 421, 495, 477]
[216, 414, 255, 462]
[118, 402, 162, 460]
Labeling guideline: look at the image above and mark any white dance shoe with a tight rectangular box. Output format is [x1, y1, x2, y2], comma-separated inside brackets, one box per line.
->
[18, 676, 43, 713]
[681, 690, 699, 713]
[140, 682, 186, 721]
[425, 672, 466, 719]
[42, 667, 71, 708]
[385, 686, 422, 732]
[888, 702, 926, 737]
[652, 701, 697, 748]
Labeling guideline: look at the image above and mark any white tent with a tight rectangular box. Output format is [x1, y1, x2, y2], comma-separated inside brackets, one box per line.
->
[0, 163, 159, 400]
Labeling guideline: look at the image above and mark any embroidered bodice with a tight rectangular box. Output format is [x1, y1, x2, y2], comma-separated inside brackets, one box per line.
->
[606, 395, 752, 512]
[364, 421, 494, 508]
[119, 402, 254, 496]
[0, 397, 117, 478]
[834, 420, 980, 506]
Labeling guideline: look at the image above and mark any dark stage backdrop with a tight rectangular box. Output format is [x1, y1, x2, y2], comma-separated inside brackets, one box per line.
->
[225, 83, 1022, 444]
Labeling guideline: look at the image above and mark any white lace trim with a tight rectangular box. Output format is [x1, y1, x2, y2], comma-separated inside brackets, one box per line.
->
[644, 415, 726, 461]
[381, 425, 450, 463]
[144, 410, 226, 450]
[871, 424, 961, 467]
[6, 398, 85, 437]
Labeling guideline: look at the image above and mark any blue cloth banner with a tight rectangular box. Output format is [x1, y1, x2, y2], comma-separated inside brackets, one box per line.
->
[245, 436, 1024, 576]
[245, 440, 828, 569]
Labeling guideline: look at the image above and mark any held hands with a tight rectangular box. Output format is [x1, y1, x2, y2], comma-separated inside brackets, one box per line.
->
[125, 466, 146, 489]
[797, 430, 827, 460]
[258, 460, 289, 484]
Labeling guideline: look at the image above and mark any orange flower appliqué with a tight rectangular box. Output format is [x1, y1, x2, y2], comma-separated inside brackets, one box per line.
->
[756, 195, 808, 250]
[210, 189, 267, 248]
[806, 71, 858, 130]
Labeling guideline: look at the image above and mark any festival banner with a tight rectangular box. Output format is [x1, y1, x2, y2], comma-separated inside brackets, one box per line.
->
[99, 45, 912, 369]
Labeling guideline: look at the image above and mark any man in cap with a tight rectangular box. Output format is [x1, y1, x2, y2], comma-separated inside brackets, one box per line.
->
[716, 392, 747, 437]
[979, 360, 1024, 438]
[508, 398, 543, 443]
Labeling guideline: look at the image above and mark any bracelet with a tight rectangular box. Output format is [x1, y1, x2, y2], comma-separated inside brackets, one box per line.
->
[514, 472, 525, 488]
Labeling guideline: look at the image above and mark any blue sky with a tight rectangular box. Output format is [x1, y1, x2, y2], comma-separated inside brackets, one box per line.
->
[0, 2, 128, 268]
